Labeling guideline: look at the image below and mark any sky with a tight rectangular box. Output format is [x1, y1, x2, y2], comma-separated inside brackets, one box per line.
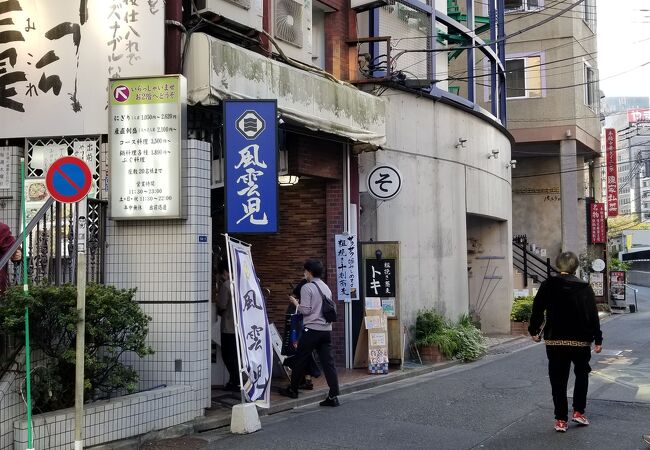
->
[597, 0, 650, 99]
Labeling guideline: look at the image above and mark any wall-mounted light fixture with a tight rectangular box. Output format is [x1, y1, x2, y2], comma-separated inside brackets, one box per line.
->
[505, 159, 517, 169]
[455, 138, 467, 149]
[375, 249, 383, 260]
[487, 148, 500, 159]
[278, 175, 300, 186]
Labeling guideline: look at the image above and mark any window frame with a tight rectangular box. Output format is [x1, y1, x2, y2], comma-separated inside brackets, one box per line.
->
[584, 62, 597, 110]
[504, 54, 544, 100]
[504, 0, 542, 13]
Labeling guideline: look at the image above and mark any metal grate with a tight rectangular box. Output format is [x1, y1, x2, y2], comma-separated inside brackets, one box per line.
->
[378, 1, 432, 81]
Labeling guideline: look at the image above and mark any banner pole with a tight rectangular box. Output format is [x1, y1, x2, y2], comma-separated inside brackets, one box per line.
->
[21, 158, 34, 450]
[224, 234, 246, 404]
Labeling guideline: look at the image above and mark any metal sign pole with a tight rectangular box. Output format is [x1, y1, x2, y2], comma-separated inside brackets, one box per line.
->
[74, 197, 87, 450]
[224, 234, 246, 404]
[21, 158, 34, 450]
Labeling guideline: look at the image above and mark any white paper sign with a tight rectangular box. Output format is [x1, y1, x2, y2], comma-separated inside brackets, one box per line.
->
[334, 233, 360, 301]
[365, 297, 382, 310]
[0, 0, 164, 138]
[370, 332, 387, 347]
[0, 151, 11, 190]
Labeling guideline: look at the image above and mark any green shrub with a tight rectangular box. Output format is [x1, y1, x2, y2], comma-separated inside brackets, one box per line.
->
[415, 310, 486, 362]
[414, 309, 447, 347]
[510, 296, 534, 322]
[0, 284, 154, 413]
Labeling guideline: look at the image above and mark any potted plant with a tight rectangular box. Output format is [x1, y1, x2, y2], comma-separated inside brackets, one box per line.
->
[510, 296, 533, 335]
[414, 309, 447, 363]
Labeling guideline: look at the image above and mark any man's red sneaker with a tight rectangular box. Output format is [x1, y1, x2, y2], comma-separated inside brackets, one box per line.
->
[572, 411, 590, 426]
[554, 420, 568, 432]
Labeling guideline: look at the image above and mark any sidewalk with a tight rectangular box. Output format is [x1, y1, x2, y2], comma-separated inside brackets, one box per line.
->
[92, 334, 530, 450]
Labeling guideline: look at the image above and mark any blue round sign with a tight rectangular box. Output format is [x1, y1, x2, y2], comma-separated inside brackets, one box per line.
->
[45, 157, 92, 203]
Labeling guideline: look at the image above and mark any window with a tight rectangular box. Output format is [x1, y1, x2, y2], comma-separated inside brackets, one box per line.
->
[583, 0, 595, 29]
[506, 56, 542, 99]
[584, 64, 596, 109]
[505, 0, 540, 12]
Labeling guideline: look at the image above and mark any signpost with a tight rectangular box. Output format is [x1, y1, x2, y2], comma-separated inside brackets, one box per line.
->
[46, 156, 92, 450]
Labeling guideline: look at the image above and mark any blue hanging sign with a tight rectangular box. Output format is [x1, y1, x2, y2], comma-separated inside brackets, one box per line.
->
[224, 100, 278, 233]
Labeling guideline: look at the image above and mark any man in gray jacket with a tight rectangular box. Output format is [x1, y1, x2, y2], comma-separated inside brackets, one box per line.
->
[280, 258, 340, 406]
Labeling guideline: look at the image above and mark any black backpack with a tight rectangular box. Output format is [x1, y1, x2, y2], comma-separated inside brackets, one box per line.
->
[312, 281, 337, 323]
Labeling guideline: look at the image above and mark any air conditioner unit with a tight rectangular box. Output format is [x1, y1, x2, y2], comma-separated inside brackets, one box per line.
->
[195, 0, 263, 33]
[272, 0, 312, 65]
[351, 0, 390, 12]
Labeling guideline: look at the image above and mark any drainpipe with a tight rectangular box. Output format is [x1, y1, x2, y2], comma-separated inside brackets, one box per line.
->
[165, 0, 183, 74]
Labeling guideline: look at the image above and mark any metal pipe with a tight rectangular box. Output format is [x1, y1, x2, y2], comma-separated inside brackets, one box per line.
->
[165, 0, 183, 74]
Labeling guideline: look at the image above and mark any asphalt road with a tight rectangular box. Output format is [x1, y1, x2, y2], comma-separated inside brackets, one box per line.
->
[195, 287, 650, 450]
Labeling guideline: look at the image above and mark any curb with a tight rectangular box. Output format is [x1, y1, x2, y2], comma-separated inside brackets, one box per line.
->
[92, 337, 529, 448]
[193, 358, 461, 433]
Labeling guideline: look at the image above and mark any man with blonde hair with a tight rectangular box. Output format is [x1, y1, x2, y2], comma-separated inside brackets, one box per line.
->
[529, 251, 603, 433]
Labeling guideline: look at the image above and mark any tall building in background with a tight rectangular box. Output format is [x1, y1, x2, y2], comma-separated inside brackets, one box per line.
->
[498, 0, 602, 262]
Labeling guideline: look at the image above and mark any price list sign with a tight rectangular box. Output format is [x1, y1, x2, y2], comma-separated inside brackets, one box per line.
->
[108, 76, 186, 220]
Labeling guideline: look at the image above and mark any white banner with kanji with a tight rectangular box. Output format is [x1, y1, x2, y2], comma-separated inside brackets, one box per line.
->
[227, 237, 272, 408]
[335, 233, 360, 302]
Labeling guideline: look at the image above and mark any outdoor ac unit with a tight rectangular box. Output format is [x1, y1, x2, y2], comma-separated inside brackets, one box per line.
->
[195, 0, 263, 33]
[351, 0, 390, 12]
[272, 0, 312, 65]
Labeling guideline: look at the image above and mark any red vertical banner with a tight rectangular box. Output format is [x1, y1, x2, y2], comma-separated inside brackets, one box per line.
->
[605, 128, 618, 217]
[589, 203, 606, 243]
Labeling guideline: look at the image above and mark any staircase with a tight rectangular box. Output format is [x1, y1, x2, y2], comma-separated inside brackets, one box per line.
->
[512, 235, 558, 288]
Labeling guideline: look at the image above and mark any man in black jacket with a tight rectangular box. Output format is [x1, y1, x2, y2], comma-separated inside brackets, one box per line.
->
[529, 251, 603, 433]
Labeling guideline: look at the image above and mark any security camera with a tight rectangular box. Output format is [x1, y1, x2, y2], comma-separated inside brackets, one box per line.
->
[506, 159, 517, 169]
[455, 138, 468, 149]
[491, 149, 500, 156]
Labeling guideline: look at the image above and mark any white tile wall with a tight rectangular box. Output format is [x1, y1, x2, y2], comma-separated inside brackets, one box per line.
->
[14, 385, 198, 449]
[105, 140, 212, 412]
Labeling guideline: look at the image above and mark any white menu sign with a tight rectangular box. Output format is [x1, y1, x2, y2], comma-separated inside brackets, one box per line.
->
[0, 151, 11, 190]
[108, 76, 186, 220]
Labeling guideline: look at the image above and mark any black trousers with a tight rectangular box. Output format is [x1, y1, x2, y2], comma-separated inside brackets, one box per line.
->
[221, 332, 239, 386]
[290, 328, 339, 397]
[546, 345, 592, 421]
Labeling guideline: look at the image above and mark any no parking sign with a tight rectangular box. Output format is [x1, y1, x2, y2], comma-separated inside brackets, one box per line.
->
[45, 156, 92, 203]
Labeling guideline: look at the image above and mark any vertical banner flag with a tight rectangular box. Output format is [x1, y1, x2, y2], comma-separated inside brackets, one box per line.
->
[224, 100, 278, 233]
[589, 203, 606, 243]
[227, 237, 272, 408]
[605, 128, 618, 217]
[334, 234, 360, 301]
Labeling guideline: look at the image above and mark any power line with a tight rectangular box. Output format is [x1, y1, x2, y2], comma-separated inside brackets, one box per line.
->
[391, 0, 586, 55]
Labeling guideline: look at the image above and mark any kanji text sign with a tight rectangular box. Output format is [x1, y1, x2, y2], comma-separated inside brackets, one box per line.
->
[224, 100, 278, 233]
[108, 76, 186, 220]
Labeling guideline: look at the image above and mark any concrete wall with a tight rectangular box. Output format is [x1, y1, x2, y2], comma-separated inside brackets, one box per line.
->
[359, 93, 513, 334]
[512, 153, 589, 263]
[105, 139, 211, 413]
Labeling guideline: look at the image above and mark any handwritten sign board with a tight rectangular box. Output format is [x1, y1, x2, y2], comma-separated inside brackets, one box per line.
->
[365, 300, 388, 374]
[365, 259, 396, 297]
[335, 234, 360, 301]
[108, 75, 186, 220]
[0, 0, 164, 138]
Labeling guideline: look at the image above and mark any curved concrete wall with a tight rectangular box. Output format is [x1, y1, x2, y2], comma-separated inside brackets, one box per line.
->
[359, 91, 513, 333]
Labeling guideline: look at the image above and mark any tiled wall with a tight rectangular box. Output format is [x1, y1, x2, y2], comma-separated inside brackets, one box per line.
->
[0, 147, 25, 256]
[0, 356, 28, 450]
[105, 139, 212, 409]
[14, 385, 196, 449]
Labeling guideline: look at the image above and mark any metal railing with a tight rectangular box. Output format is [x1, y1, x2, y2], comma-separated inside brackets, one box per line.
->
[512, 235, 558, 287]
[0, 197, 107, 375]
